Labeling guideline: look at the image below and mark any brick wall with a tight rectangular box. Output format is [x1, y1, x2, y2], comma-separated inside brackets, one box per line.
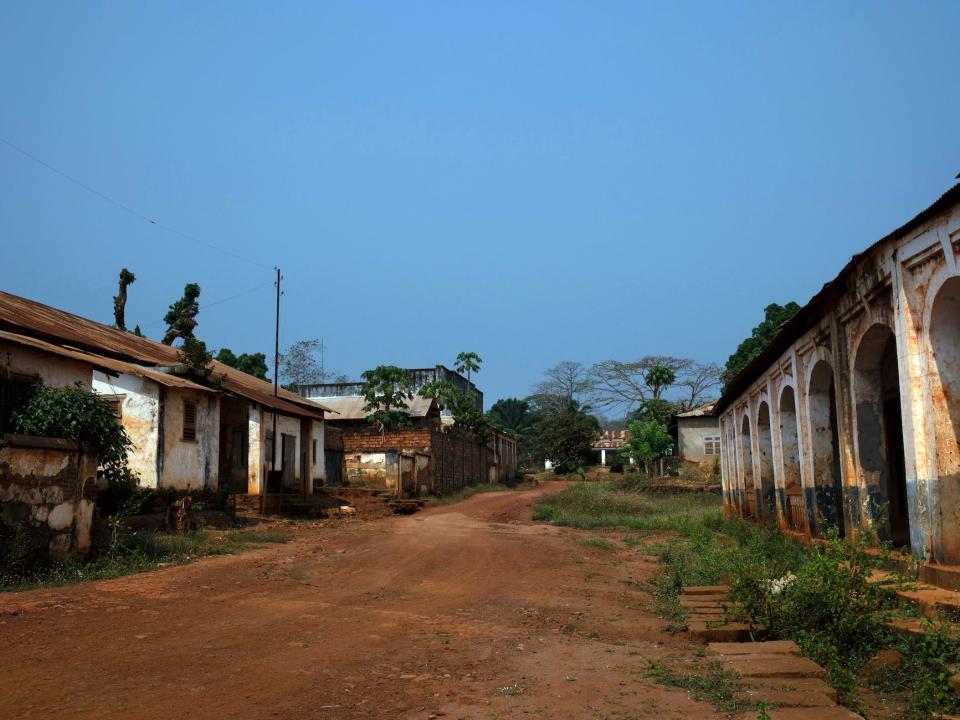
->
[431, 428, 488, 495]
[341, 425, 432, 453]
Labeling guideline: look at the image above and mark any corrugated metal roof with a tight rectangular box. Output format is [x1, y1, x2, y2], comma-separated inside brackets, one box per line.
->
[714, 182, 960, 415]
[0, 291, 329, 419]
[307, 394, 436, 421]
[676, 402, 716, 418]
[0, 330, 215, 393]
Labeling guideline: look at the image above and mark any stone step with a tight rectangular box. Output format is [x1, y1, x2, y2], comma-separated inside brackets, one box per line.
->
[679, 596, 729, 607]
[895, 586, 960, 620]
[683, 585, 729, 595]
[709, 640, 800, 656]
[687, 621, 758, 642]
[735, 708, 863, 719]
[733, 676, 837, 702]
[720, 652, 827, 679]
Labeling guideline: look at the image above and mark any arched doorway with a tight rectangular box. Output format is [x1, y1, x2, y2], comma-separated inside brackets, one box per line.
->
[756, 402, 777, 526]
[930, 277, 960, 562]
[739, 415, 756, 519]
[853, 325, 909, 548]
[779, 386, 805, 532]
[808, 361, 845, 537]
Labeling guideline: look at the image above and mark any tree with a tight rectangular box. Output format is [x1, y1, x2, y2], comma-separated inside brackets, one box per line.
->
[486, 398, 537, 436]
[361, 365, 414, 432]
[215, 348, 268, 380]
[112, 268, 135, 331]
[621, 419, 673, 475]
[14, 383, 134, 487]
[421, 380, 489, 437]
[161, 283, 201, 345]
[279, 339, 325, 389]
[176, 336, 212, 373]
[722, 302, 801, 388]
[589, 356, 720, 415]
[487, 398, 541, 469]
[454, 352, 482, 387]
[531, 361, 592, 414]
[533, 405, 600, 474]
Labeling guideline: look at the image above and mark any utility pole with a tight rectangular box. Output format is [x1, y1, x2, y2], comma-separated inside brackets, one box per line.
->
[272, 268, 282, 514]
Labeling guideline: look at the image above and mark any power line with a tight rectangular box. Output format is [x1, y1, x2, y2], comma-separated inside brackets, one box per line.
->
[139, 280, 275, 328]
[0, 136, 272, 270]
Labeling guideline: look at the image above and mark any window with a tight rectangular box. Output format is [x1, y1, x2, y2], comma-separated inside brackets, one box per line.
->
[101, 394, 124, 420]
[0, 373, 39, 433]
[312, 439, 318, 464]
[265, 430, 275, 463]
[704, 434, 721, 456]
[182, 400, 197, 441]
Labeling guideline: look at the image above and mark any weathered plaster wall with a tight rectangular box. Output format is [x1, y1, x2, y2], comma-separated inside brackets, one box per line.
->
[677, 416, 721, 465]
[719, 201, 960, 571]
[1, 342, 92, 388]
[160, 389, 219, 490]
[0, 436, 98, 559]
[93, 370, 161, 487]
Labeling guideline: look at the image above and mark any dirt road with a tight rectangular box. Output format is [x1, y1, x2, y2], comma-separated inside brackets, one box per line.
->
[0, 483, 720, 719]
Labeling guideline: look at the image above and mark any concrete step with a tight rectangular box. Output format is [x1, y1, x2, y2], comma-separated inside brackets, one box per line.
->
[735, 709, 863, 719]
[709, 640, 800, 656]
[895, 586, 960, 620]
[733, 676, 837, 702]
[683, 585, 729, 595]
[687, 620, 758, 642]
[720, 652, 827, 679]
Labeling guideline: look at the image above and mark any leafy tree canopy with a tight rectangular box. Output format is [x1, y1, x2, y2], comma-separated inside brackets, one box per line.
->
[620, 419, 673, 473]
[361, 365, 414, 432]
[533, 405, 599, 474]
[454, 352, 482, 385]
[161, 283, 201, 346]
[215, 348, 268, 380]
[722, 302, 801, 388]
[589, 356, 720, 415]
[14, 383, 134, 486]
[176, 336, 213, 373]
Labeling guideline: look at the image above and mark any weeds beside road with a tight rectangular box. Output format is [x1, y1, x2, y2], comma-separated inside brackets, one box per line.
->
[535, 476, 960, 720]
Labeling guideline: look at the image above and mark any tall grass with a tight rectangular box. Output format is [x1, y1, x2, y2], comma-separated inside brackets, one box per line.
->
[532, 479, 723, 534]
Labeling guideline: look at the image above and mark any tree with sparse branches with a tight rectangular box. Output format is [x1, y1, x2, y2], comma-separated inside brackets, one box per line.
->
[531, 361, 592, 414]
[113, 268, 135, 331]
[589, 356, 720, 415]
[279, 339, 326, 390]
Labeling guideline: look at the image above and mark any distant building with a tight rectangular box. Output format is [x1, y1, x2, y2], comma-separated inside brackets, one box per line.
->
[298, 364, 482, 414]
[593, 429, 629, 466]
[674, 403, 721, 466]
[314, 394, 516, 496]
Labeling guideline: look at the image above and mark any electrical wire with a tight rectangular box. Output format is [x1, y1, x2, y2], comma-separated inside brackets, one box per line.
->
[138, 280, 275, 328]
[0, 136, 273, 270]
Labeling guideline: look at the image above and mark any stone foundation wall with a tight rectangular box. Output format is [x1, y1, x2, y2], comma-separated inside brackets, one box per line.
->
[0, 434, 99, 560]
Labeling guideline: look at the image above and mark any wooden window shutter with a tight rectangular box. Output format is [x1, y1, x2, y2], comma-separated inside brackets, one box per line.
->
[183, 400, 197, 440]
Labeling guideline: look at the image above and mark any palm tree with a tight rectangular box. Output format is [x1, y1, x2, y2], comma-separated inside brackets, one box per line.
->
[455, 351, 482, 388]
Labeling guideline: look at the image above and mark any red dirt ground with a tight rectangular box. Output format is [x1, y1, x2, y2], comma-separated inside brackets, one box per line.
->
[0, 482, 723, 719]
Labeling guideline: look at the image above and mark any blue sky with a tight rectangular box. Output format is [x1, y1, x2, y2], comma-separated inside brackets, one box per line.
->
[1, 1, 958, 408]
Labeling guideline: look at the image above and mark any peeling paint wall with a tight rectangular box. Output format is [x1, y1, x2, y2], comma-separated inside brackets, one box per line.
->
[677, 416, 721, 465]
[0, 436, 98, 560]
[719, 200, 960, 578]
[159, 388, 220, 490]
[0, 342, 92, 389]
[247, 410, 314, 495]
[93, 370, 161, 487]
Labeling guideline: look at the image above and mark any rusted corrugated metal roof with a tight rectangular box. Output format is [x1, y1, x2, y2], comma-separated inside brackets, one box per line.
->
[714, 182, 960, 415]
[0, 330, 215, 393]
[309, 395, 436, 421]
[676, 402, 716, 418]
[0, 291, 329, 419]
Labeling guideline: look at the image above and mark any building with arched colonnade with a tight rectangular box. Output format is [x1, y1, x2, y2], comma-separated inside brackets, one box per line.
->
[716, 183, 960, 589]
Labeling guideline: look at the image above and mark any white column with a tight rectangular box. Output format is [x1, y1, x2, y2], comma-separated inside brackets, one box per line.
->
[601, 449, 607, 466]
